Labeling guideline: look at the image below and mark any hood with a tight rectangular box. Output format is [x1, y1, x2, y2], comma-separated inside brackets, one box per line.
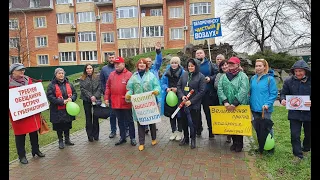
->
[290, 60, 311, 74]
[267, 69, 275, 77]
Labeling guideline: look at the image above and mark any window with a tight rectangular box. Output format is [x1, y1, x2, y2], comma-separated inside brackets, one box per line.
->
[80, 51, 97, 61]
[36, 36, 47, 47]
[60, 52, 76, 62]
[116, 6, 137, 19]
[150, 9, 162, 16]
[77, 12, 95, 23]
[38, 55, 49, 65]
[190, 2, 211, 15]
[9, 38, 19, 48]
[9, 19, 18, 30]
[117, 28, 138, 39]
[169, 7, 182, 18]
[142, 47, 155, 53]
[77, 0, 93, 2]
[57, 13, 74, 24]
[65, 36, 75, 43]
[56, 0, 69, 4]
[171, 28, 183, 40]
[35, 17, 46, 28]
[11, 56, 20, 64]
[30, 0, 40, 8]
[119, 48, 139, 58]
[101, 12, 113, 23]
[102, 32, 114, 43]
[141, 26, 163, 37]
[78, 32, 96, 42]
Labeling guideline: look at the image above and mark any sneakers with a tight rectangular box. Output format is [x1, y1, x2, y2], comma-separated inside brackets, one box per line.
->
[131, 139, 137, 146]
[175, 131, 183, 141]
[151, 140, 157, 146]
[169, 131, 177, 141]
[138, 145, 145, 151]
[109, 132, 116, 138]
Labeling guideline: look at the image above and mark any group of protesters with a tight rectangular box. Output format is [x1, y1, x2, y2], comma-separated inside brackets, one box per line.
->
[9, 42, 311, 164]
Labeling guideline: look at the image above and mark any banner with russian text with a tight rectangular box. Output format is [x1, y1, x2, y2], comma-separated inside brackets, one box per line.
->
[9, 82, 49, 121]
[210, 105, 252, 136]
[131, 91, 161, 125]
[192, 17, 222, 40]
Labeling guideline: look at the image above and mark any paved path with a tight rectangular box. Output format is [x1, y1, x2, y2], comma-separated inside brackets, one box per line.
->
[9, 112, 263, 180]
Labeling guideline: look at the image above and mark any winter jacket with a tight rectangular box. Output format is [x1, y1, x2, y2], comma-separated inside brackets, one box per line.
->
[105, 68, 132, 109]
[80, 74, 101, 102]
[177, 63, 206, 110]
[100, 64, 115, 94]
[126, 70, 161, 121]
[217, 71, 250, 105]
[9, 75, 41, 135]
[280, 60, 311, 121]
[149, 49, 163, 80]
[47, 77, 77, 124]
[250, 70, 278, 112]
[160, 64, 184, 115]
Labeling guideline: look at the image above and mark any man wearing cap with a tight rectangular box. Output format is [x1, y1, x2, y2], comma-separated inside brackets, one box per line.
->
[105, 57, 137, 146]
[9, 63, 45, 164]
[217, 56, 250, 152]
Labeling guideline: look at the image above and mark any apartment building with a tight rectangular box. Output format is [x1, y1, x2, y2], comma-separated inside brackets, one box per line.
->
[9, 0, 215, 67]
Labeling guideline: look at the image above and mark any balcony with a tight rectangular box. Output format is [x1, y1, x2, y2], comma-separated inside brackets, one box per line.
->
[58, 43, 76, 52]
[140, 0, 163, 7]
[57, 24, 77, 34]
[9, 0, 54, 12]
[94, 0, 113, 7]
[141, 16, 164, 26]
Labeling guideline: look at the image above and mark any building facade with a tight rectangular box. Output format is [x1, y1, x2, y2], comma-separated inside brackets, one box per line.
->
[9, 0, 215, 67]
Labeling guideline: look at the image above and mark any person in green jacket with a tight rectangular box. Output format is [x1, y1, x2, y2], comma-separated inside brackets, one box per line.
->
[217, 57, 250, 152]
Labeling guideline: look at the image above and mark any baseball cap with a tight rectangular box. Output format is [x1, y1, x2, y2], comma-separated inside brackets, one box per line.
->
[228, 57, 241, 64]
[114, 57, 125, 63]
[9, 63, 26, 74]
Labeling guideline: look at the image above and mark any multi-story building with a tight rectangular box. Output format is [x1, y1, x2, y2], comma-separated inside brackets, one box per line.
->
[9, 0, 215, 67]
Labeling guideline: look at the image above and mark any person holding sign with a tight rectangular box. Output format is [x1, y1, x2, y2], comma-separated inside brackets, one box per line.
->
[250, 59, 278, 153]
[47, 68, 77, 149]
[160, 57, 185, 141]
[80, 64, 101, 142]
[280, 59, 311, 160]
[125, 58, 161, 151]
[9, 63, 45, 164]
[217, 57, 250, 152]
[177, 58, 206, 149]
[105, 57, 137, 146]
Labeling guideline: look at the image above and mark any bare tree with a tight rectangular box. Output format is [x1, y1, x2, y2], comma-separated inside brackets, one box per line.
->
[222, 0, 295, 53]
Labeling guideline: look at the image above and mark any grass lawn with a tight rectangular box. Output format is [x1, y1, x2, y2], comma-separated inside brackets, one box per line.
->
[248, 106, 311, 180]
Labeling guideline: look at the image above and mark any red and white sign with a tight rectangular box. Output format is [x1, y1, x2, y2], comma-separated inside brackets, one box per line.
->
[286, 95, 310, 111]
[9, 82, 49, 121]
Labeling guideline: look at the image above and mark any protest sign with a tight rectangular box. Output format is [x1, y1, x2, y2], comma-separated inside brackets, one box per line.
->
[9, 82, 49, 121]
[192, 17, 222, 40]
[210, 105, 252, 136]
[131, 91, 161, 125]
[286, 95, 310, 111]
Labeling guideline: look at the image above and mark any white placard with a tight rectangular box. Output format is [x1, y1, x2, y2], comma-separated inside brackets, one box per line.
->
[286, 95, 310, 111]
[9, 82, 49, 121]
[131, 91, 161, 125]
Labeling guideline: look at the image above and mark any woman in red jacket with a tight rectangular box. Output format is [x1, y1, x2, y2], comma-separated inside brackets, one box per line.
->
[9, 63, 45, 164]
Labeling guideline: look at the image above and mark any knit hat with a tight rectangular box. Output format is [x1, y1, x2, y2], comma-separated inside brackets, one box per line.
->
[9, 63, 25, 74]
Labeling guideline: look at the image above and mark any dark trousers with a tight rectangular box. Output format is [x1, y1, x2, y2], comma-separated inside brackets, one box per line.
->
[109, 103, 117, 133]
[114, 109, 135, 140]
[170, 117, 182, 133]
[138, 122, 156, 145]
[57, 129, 71, 140]
[290, 120, 311, 158]
[15, 130, 39, 159]
[83, 101, 99, 139]
[231, 135, 243, 148]
[181, 108, 200, 139]
[199, 92, 215, 134]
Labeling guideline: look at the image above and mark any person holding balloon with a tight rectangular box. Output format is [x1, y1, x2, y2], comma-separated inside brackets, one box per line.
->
[160, 57, 185, 141]
[47, 68, 78, 149]
[125, 58, 161, 151]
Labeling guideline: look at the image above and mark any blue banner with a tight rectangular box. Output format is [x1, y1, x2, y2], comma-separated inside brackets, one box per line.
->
[192, 17, 222, 40]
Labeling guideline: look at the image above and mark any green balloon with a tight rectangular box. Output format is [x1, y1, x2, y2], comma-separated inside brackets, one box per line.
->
[166, 91, 178, 107]
[264, 133, 275, 150]
[66, 102, 80, 116]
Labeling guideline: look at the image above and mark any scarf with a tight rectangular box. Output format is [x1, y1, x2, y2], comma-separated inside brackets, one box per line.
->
[294, 75, 308, 83]
[228, 67, 240, 75]
[170, 67, 178, 77]
[10, 75, 27, 86]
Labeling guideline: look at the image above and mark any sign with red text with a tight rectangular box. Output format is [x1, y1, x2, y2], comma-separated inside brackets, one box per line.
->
[286, 95, 310, 111]
[131, 91, 161, 125]
[9, 82, 49, 121]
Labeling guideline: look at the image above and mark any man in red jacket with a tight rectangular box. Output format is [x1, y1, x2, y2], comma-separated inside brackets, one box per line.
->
[105, 57, 137, 146]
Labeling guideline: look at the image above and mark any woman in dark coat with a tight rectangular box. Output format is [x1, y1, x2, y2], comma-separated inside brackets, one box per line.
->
[80, 64, 101, 142]
[47, 68, 77, 149]
[177, 58, 206, 149]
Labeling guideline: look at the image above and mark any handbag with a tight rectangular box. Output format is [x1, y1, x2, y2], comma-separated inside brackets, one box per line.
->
[93, 103, 110, 119]
[39, 115, 50, 135]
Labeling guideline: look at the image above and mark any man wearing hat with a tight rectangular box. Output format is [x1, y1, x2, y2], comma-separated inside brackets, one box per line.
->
[104, 57, 137, 146]
[9, 63, 45, 164]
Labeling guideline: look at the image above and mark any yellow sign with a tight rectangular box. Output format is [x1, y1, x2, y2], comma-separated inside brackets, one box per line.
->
[210, 105, 252, 136]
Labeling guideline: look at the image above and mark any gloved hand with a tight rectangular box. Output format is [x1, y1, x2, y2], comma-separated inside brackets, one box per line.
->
[152, 90, 159, 96]
[125, 94, 131, 100]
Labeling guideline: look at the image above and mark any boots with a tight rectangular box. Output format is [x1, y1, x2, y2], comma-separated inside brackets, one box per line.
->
[179, 137, 189, 146]
[64, 130, 75, 146]
[191, 138, 196, 149]
[57, 131, 64, 149]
